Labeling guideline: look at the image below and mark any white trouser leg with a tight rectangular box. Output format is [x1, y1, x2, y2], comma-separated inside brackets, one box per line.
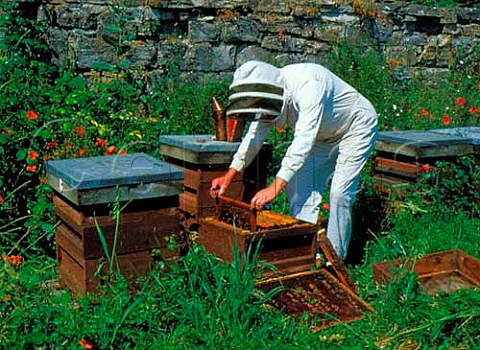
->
[326, 112, 377, 259]
[286, 142, 337, 224]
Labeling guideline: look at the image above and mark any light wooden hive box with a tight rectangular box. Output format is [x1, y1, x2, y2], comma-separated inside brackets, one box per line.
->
[46, 153, 184, 295]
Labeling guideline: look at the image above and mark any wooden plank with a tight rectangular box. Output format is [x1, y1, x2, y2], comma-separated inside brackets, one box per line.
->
[374, 157, 421, 178]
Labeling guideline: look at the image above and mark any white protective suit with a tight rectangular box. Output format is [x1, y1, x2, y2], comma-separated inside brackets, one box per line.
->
[228, 61, 378, 259]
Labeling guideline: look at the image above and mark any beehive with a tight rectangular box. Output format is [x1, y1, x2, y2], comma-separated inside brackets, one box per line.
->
[46, 153, 184, 295]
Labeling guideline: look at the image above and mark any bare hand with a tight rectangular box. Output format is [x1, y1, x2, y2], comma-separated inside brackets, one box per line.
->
[210, 175, 229, 198]
[250, 186, 278, 209]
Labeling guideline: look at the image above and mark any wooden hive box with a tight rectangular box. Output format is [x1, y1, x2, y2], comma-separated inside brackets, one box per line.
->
[46, 153, 184, 295]
[373, 249, 480, 295]
[198, 198, 373, 330]
[159, 134, 270, 222]
[373, 128, 480, 195]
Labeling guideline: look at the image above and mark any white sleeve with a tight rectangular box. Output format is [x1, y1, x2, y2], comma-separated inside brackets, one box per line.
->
[230, 120, 272, 173]
[276, 79, 331, 182]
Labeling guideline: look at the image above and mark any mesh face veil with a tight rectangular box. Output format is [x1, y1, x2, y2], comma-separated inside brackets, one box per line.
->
[227, 61, 285, 121]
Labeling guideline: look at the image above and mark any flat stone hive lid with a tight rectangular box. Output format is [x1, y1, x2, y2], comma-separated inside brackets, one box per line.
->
[159, 134, 241, 153]
[46, 153, 184, 190]
[375, 129, 478, 158]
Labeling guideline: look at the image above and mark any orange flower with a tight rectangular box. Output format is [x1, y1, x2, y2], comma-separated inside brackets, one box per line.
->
[26, 165, 37, 173]
[28, 150, 39, 161]
[420, 109, 429, 117]
[79, 339, 93, 349]
[74, 126, 85, 137]
[468, 107, 479, 114]
[0, 195, 3, 204]
[66, 144, 73, 150]
[40, 177, 47, 184]
[26, 110, 38, 120]
[79, 148, 87, 156]
[2, 255, 23, 266]
[105, 145, 116, 155]
[117, 149, 128, 155]
[456, 97, 466, 106]
[47, 141, 58, 149]
[3, 294, 11, 302]
[442, 114, 451, 125]
[322, 203, 330, 210]
[95, 138, 107, 148]
[421, 164, 431, 172]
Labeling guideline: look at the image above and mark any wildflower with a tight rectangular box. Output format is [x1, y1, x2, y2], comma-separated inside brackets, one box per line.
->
[0, 195, 3, 204]
[393, 127, 399, 132]
[456, 97, 466, 106]
[477, 83, 480, 89]
[26, 110, 38, 120]
[95, 138, 107, 148]
[40, 177, 47, 184]
[74, 126, 85, 137]
[2, 255, 23, 265]
[47, 141, 58, 149]
[79, 339, 93, 349]
[105, 145, 116, 155]
[26, 165, 37, 173]
[79, 148, 87, 156]
[28, 150, 39, 161]
[442, 114, 451, 125]
[3, 294, 11, 302]
[117, 149, 128, 155]
[469, 107, 479, 114]
[420, 109, 429, 117]
[322, 203, 330, 210]
[421, 164, 431, 172]
[66, 144, 73, 150]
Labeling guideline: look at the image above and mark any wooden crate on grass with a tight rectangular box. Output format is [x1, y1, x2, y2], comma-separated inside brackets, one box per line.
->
[373, 249, 480, 295]
[46, 153, 184, 296]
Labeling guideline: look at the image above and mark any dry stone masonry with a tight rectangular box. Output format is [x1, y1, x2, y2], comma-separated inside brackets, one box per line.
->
[2, 0, 479, 83]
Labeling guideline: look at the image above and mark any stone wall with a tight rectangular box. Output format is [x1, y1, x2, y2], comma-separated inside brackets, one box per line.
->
[3, 1, 480, 83]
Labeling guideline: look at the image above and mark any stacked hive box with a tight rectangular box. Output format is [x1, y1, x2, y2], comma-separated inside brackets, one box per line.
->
[46, 153, 184, 295]
[373, 127, 480, 196]
[158, 134, 271, 223]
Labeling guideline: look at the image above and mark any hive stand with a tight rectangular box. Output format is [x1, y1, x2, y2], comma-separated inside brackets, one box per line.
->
[46, 153, 184, 295]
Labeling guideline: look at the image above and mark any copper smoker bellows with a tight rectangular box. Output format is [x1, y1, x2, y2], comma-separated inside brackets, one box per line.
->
[211, 97, 227, 141]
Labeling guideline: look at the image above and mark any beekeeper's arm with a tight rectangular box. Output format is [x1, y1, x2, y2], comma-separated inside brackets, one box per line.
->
[211, 120, 272, 197]
[250, 78, 331, 208]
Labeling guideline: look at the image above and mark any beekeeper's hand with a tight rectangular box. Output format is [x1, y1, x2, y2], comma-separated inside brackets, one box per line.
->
[210, 168, 240, 198]
[250, 177, 287, 209]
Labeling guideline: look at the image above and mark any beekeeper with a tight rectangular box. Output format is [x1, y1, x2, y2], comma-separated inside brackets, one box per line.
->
[210, 60, 378, 260]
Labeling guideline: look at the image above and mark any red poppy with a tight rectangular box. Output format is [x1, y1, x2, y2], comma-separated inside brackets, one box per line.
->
[105, 145, 116, 155]
[3, 294, 11, 302]
[0, 195, 3, 204]
[2, 255, 23, 266]
[456, 97, 466, 106]
[468, 107, 479, 114]
[421, 164, 431, 172]
[26, 110, 38, 120]
[28, 150, 39, 161]
[79, 148, 87, 156]
[26, 165, 37, 173]
[420, 109, 429, 116]
[66, 144, 73, 150]
[117, 149, 128, 155]
[40, 177, 47, 184]
[47, 141, 58, 149]
[95, 138, 107, 148]
[322, 203, 330, 210]
[442, 114, 451, 125]
[477, 83, 480, 89]
[74, 126, 85, 137]
[79, 339, 93, 349]
[393, 127, 399, 132]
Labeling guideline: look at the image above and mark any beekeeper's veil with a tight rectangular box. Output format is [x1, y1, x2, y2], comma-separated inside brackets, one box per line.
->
[227, 61, 284, 121]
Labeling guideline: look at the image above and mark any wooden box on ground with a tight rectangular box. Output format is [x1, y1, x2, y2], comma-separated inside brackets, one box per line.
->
[199, 208, 373, 330]
[373, 249, 480, 295]
[158, 134, 271, 222]
[373, 127, 480, 196]
[46, 153, 184, 295]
